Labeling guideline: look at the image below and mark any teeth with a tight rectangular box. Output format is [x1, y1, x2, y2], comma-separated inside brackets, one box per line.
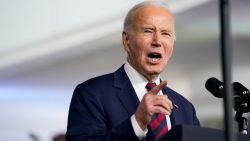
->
[152, 58, 159, 62]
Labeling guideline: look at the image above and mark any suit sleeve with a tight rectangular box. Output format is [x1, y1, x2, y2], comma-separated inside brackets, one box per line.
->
[66, 84, 140, 141]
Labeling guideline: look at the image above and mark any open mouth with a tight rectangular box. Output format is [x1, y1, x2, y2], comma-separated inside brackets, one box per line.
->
[147, 53, 162, 62]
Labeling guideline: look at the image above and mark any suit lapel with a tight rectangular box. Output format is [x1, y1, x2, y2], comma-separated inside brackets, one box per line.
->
[113, 66, 140, 115]
[162, 87, 180, 126]
[114, 66, 156, 140]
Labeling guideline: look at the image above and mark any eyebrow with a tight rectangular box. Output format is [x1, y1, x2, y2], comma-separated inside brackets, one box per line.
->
[142, 27, 172, 33]
[143, 27, 155, 30]
[161, 29, 172, 33]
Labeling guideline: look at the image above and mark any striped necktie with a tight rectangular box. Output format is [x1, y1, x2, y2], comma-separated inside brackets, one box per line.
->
[145, 82, 168, 139]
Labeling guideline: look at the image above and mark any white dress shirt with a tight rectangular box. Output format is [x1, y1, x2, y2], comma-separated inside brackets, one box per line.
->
[124, 62, 171, 140]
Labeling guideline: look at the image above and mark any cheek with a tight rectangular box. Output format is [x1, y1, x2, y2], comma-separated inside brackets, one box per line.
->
[128, 45, 144, 64]
[129, 36, 151, 62]
[168, 47, 173, 58]
[164, 43, 174, 58]
[132, 43, 146, 59]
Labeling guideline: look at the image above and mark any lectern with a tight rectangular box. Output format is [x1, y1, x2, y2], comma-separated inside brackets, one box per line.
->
[159, 125, 250, 141]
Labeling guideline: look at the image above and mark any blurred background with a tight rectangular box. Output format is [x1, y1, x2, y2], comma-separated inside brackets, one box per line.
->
[0, 0, 249, 141]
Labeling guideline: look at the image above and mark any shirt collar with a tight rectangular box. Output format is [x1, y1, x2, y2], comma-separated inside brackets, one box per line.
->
[124, 62, 160, 95]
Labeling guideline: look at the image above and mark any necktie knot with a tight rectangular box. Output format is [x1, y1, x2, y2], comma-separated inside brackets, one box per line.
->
[145, 82, 157, 91]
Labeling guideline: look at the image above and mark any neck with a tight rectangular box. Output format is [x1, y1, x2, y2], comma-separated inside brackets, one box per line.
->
[126, 60, 160, 82]
[144, 74, 158, 82]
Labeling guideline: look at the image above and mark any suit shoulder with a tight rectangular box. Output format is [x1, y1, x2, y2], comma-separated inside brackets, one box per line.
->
[165, 86, 193, 105]
[76, 65, 125, 89]
[77, 72, 114, 89]
[71, 72, 115, 103]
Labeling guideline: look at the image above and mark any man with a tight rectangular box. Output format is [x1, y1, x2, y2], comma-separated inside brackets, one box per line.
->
[66, 1, 200, 141]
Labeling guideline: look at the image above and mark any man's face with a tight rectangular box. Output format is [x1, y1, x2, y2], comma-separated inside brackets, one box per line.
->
[123, 6, 175, 81]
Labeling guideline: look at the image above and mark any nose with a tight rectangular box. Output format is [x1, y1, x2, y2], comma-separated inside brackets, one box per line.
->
[151, 33, 161, 47]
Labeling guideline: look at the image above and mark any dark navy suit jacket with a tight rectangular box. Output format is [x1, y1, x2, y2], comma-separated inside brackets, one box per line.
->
[66, 66, 200, 141]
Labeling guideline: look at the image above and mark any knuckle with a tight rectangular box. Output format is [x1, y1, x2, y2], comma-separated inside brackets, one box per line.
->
[144, 93, 151, 100]
[169, 100, 173, 106]
[160, 99, 164, 105]
[160, 108, 166, 114]
[161, 96, 165, 104]
[143, 94, 148, 99]
[157, 108, 162, 113]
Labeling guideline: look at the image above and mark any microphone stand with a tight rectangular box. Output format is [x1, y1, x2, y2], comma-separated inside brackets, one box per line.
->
[235, 111, 248, 134]
[234, 92, 249, 134]
[234, 97, 249, 134]
[219, 0, 235, 140]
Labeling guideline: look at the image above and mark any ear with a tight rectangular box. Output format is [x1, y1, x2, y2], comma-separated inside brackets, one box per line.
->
[122, 31, 130, 53]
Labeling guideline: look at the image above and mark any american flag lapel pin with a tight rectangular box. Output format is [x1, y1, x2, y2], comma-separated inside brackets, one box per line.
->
[174, 104, 179, 109]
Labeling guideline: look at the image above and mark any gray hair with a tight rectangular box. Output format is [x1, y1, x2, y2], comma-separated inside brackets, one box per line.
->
[123, 1, 176, 40]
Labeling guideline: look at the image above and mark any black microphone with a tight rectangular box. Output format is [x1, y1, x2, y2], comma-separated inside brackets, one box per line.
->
[233, 82, 250, 103]
[206, 78, 250, 134]
[205, 78, 250, 112]
[232, 82, 250, 113]
[205, 77, 224, 98]
[232, 82, 250, 134]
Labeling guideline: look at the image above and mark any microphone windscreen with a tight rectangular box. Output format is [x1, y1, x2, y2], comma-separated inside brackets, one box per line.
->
[233, 82, 248, 92]
[233, 82, 250, 101]
[205, 77, 224, 98]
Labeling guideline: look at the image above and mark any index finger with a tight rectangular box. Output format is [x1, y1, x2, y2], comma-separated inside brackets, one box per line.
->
[150, 80, 168, 94]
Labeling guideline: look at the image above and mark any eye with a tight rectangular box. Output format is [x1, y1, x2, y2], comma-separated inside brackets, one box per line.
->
[143, 28, 154, 34]
[144, 29, 153, 33]
[162, 32, 171, 36]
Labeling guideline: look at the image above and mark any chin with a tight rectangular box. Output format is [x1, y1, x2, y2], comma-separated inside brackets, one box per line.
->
[145, 67, 163, 76]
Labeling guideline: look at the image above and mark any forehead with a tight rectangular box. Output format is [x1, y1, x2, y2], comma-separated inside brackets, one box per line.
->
[132, 6, 174, 27]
